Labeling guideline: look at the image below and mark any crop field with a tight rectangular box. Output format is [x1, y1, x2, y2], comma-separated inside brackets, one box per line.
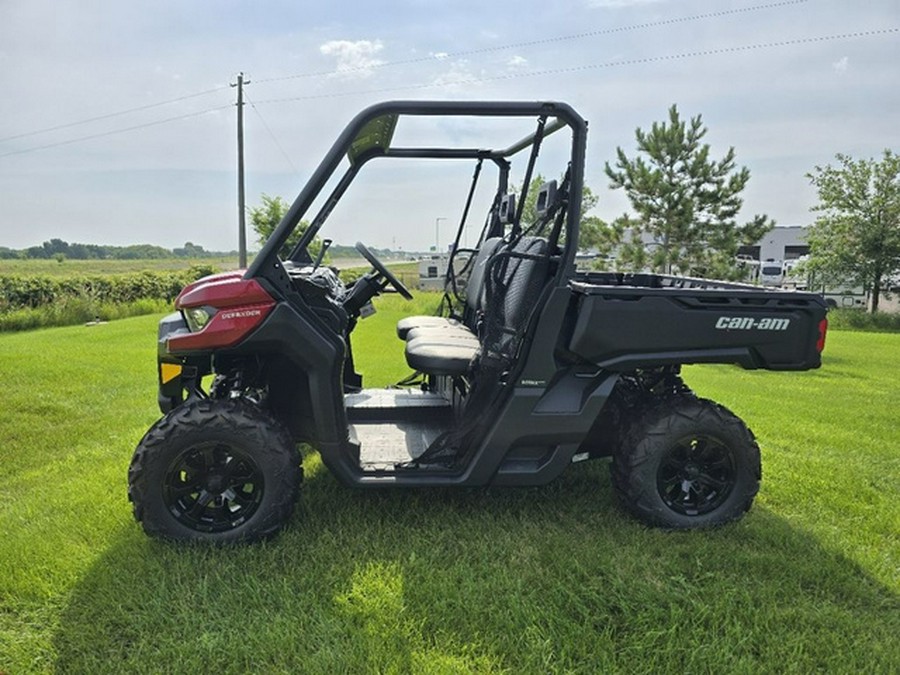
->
[0, 257, 240, 277]
[0, 295, 897, 673]
[0, 257, 417, 278]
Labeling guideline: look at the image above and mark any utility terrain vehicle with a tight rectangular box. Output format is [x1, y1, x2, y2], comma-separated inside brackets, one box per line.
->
[129, 101, 828, 542]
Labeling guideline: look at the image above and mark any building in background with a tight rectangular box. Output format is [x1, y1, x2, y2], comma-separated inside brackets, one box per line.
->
[738, 225, 809, 264]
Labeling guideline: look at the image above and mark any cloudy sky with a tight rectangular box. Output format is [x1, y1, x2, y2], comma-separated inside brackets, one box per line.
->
[1, 0, 897, 253]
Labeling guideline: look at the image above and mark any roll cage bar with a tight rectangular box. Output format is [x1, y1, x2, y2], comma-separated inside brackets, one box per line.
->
[246, 100, 587, 281]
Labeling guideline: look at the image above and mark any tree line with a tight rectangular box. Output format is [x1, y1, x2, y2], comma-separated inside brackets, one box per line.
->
[0, 239, 236, 261]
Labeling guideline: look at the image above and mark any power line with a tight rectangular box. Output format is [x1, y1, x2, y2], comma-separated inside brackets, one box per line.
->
[253, 29, 899, 105]
[0, 85, 230, 145]
[244, 90, 299, 175]
[254, 0, 810, 84]
[0, 104, 232, 159]
[2, 25, 893, 160]
[0, 0, 806, 150]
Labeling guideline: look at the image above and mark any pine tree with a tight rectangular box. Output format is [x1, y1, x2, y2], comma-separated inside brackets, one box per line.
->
[604, 105, 772, 278]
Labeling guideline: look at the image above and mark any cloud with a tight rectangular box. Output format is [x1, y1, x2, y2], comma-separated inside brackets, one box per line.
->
[585, 0, 665, 7]
[319, 39, 384, 78]
[430, 59, 481, 92]
[506, 55, 528, 69]
[832, 56, 849, 74]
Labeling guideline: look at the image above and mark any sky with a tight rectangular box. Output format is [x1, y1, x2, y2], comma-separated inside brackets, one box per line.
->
[0, 0, 898, 254]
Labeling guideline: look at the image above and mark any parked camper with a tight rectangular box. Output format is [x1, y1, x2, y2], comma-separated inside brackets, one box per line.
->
[818, 284, 867, 309]
[759, 259, 784, 286]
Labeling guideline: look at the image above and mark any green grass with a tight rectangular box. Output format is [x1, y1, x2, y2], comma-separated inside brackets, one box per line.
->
[0, 302, 897, 673]
[352, 292, 443, 383]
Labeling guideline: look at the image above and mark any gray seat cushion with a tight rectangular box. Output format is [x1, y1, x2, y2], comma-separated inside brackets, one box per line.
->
[405, 325, 478, 344]
[396, 315, 461, 340]
[405, 337, 479, 376]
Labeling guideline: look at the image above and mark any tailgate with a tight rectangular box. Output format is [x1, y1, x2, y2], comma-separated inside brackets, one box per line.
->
[567, 281, 828, 371]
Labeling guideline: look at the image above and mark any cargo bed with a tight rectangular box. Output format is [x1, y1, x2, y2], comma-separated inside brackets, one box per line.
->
[567, 272, 828, 371]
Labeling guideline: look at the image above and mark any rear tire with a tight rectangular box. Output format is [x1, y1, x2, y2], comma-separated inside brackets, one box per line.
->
[610, 395, 760, 529]
[128, 398, 301, 543]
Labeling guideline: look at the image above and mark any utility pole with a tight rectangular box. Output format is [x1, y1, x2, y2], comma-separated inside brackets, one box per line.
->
[231, 72, 250, 268]
[435, 217, 446, 254]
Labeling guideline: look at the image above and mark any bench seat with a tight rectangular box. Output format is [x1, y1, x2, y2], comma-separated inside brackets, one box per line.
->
[405, 325, 478, 344]
[395, 237, 503, 341]
[396, 315, 463, 340]
[405, 336, 479, 376]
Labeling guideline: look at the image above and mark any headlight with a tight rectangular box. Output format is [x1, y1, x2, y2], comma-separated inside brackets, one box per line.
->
[184, 306, 216, 332]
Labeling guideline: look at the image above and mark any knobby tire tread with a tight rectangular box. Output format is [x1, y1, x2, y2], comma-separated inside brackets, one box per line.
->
[610, 395, 761, 529]
[128, 398, 301, 543]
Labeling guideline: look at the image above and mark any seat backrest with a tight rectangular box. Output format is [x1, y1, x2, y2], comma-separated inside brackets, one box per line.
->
[481, 235, 550, 358]
[464, 236, 503, 313]
[501, 237, 549, 338]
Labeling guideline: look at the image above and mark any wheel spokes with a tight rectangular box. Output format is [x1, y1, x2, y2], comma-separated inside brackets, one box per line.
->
[698, 472, 728, 491]
[164, 443, 265, 532]
[657, 434, 736, 516]
[186, 490, 214, 519]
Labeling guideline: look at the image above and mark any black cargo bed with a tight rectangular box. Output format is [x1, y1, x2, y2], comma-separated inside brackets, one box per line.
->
[567, 273, 827, 371]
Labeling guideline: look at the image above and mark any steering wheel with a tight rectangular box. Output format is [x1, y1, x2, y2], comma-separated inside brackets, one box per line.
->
[355, 242, 413, 300]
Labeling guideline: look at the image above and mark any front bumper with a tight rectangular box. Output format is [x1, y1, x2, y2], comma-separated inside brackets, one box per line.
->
[157, 312, 187, 413]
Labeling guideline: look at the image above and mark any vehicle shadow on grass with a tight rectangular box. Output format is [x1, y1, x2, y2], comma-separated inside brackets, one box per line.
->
[54, 461, 899, 673]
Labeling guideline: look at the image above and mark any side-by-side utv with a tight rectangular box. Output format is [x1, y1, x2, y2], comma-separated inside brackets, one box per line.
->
[128, 101, 828, 542]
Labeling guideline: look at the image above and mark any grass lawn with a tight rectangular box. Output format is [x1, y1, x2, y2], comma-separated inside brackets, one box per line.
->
[0, 296, 897, 673]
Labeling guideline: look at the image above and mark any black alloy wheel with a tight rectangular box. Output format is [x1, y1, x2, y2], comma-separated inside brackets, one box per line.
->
[163, 442, 266, 533]
[656, 435, 736, 517]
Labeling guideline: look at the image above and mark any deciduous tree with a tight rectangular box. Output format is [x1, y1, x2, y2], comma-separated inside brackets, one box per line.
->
[249, 194, 326, 262]
[806, 150, 900, 312]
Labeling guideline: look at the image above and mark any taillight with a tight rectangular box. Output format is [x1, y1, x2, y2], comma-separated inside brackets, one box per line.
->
[816, 318, 828, 353]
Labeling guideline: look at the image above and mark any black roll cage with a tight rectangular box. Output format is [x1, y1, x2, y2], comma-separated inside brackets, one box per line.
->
[246, 100, 588, 283]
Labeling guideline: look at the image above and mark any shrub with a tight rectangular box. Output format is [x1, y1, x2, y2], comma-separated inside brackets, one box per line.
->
[828, 308, 900, 333]
[0, 268, 215, 312]
[0, 298, 172, 332]
[0, 267, 216, 332]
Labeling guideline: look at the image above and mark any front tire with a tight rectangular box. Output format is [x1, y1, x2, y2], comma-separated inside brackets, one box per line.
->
[128, 399, 301, 543]
[610, 396, 760, 529]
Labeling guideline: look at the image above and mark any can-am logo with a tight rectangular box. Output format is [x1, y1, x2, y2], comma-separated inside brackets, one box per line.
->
[219, 308, 262, 321]
[716, 316, 790, 331]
